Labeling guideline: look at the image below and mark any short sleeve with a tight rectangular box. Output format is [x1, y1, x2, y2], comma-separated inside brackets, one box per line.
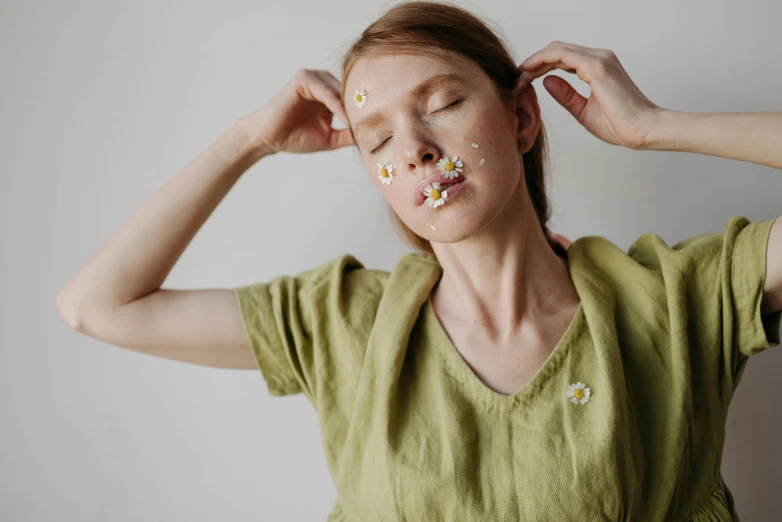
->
[233, 253, 385, 404]
[670, 215, 782, 369]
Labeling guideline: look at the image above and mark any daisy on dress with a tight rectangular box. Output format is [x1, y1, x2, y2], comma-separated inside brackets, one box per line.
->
[567, 382, 591, 404]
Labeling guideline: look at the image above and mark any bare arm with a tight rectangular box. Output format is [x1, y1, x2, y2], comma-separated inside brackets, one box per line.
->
[56, 122, 267, 369]
[56, 68, 354, 370]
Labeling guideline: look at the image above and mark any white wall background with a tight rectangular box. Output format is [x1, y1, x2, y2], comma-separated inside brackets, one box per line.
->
[2, 0, 781, 520]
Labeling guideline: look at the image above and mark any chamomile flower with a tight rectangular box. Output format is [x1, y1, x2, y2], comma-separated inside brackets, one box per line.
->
[567, 382, 591, 405]
[354, 89, 367, 107]
[423, 181, 448, 208]
[436, 155, 464, 180]
[378, 162, 394, 185]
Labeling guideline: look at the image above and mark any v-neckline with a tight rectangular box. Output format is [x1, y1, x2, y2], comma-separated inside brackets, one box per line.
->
[424, 287, 585, 413]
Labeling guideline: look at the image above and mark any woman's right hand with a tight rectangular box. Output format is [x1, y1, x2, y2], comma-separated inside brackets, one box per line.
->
[239, 69, 355, 156]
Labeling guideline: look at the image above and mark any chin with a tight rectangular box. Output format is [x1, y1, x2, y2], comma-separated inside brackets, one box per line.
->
[417, 212, 490, 244]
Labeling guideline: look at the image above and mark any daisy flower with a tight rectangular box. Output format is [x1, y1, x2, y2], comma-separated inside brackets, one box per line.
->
[377, 162, 394, 185]
[423, 181, 448, 208]
[354, 89, 367, 107]
[436, 155, 464, 180]
[567, 382, 590, 405]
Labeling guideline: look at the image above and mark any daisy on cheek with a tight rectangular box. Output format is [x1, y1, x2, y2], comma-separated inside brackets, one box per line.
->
[378, 162, 394, 185]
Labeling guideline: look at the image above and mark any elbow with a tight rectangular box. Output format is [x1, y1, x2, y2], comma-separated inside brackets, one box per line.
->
[56, 289, 85, 332]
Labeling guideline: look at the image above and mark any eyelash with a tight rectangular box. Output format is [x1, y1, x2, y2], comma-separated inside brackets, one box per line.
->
[369, 99, 463, 154]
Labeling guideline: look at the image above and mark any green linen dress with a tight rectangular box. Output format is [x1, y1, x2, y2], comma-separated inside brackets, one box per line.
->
[234, 215, 781, 521]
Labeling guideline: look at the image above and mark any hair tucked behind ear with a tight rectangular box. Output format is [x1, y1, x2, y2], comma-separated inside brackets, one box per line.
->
[339, 0, 552, 255]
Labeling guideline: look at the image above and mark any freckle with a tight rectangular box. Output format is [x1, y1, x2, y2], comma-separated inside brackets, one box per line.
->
[471, 143, 480, 148]
[431, 225, 436, 231]
[479, 158, 485, 165]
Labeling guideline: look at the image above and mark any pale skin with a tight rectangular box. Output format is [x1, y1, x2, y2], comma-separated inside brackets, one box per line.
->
[56, 42, 782, 398]
[344, 51, 580, 395]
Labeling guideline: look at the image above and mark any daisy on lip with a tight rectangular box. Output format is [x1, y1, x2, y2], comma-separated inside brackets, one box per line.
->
[413, 171, 465, 205]
[423, 181, 448, 208]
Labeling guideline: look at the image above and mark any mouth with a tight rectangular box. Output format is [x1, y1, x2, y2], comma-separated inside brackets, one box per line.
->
[413, 174, 468, 205]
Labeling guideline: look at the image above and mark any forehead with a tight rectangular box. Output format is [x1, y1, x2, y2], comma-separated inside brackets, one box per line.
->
[345, 53, 481, 134]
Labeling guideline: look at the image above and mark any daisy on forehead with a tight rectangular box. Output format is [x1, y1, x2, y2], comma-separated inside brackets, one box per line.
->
[340, 48, 544, 245]
[354, 89, 367, 108]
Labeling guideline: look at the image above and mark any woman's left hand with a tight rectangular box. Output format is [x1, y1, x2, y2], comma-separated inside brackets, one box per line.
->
[546, 230, 572, 252]
[514, 41, 662, 150]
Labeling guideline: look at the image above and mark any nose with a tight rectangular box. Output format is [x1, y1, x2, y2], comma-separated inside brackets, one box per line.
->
[402, 133, 440, 174]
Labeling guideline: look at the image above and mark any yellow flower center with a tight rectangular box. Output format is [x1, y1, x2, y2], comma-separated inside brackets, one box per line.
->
[355, 94, 363, 102]
[430, 189, 441, 200]
[380, 168, 388, 178]
[444, 161, 455, 171]
[574, 389, 584, 399]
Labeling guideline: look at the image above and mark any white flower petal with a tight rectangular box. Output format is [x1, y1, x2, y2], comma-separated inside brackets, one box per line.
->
[571, 397, 579, 404]
[567, 391, 574, 397]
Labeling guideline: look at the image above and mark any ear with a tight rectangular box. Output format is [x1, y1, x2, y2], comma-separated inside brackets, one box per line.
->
[513, 87, 541, 153]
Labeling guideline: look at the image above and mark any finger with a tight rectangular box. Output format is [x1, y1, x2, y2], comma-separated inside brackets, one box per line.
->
[328, 128, 356, 150]
[306, 71, 351, 129]
[552, 232, 573, 249]
[314, 70, 344, 104]
[542, 75, 588, 122]
[520, 41, 599, 71]
[513, 63, 576, 95]
[519, 43, 609, 88]
[318, 72, 351, 128]
[546, 230, 573, 250]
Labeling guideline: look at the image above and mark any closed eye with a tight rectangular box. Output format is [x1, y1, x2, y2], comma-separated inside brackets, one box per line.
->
[436, 99, 462, 112]
[370, 137, 390, 154]
[369, 100, 463, 154]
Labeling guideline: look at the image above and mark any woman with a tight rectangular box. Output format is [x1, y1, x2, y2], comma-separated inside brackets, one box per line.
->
[56, 1, 782, 520]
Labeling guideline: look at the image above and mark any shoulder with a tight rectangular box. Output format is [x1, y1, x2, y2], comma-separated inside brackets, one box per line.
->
[274, 251, 441, 329]
[567, 216, 770, 283]
[294, 252, 389, 300]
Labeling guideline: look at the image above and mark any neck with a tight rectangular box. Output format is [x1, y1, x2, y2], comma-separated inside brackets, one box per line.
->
[429, 182, 580, 344]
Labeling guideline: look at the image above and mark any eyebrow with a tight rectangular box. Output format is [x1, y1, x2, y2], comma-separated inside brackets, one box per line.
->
[351, 73, 468, 139]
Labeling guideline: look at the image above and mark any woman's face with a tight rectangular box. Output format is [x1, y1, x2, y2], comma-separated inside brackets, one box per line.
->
[344, 51, 535, 244]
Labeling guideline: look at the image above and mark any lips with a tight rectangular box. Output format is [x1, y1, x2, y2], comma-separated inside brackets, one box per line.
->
[413, 173, 466, 205]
